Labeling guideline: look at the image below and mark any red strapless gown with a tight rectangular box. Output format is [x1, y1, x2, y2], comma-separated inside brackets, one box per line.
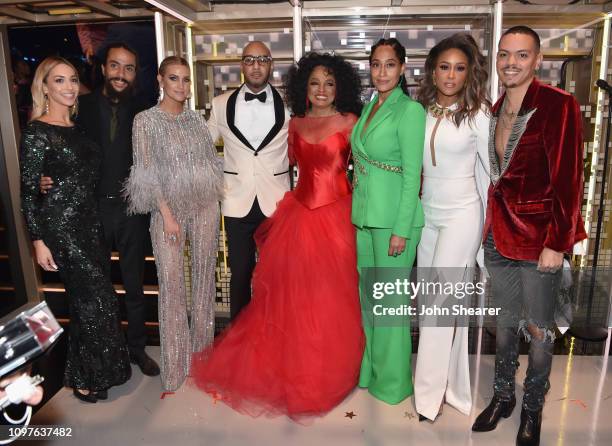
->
[191, 113, 364, 420]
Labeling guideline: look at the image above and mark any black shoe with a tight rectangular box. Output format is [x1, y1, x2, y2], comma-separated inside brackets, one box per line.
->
[73, 389, 97, 404]
[516, 407, 542, 446]
[130, 351, 160, 376]
[93, 389, 108, 400]
[472, 395, 516, 432]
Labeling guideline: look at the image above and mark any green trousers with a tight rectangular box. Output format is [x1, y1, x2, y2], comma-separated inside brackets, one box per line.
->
[356, 226, 421, 404]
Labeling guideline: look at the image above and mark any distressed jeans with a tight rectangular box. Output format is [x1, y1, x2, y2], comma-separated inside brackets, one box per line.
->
[484, 233, 560, 411]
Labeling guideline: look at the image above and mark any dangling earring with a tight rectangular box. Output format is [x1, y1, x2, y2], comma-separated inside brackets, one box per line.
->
[44, 94, 49, 114]
[305, 96, 310, 110]
[158, 87, 164, 102]
[70, 98, 78, 117]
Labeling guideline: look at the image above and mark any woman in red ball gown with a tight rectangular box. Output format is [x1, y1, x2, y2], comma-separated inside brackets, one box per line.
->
[191, 53, 365, 420]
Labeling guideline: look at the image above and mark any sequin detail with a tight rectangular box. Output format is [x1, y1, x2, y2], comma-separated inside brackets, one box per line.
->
[20, 121, 131, 391]
[124, 105, 223, 222]
[353, 150, 403, 174]
[428, 103, 456, 119]
[489, 104, 537, 183]
[125, 105, 221, 391]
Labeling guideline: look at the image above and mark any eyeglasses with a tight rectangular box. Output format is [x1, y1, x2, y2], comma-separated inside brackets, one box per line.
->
[242, 55, 273, 66]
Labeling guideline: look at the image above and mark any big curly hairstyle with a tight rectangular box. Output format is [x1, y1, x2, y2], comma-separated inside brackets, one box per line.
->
[285, 52, 363, 117]
[416, 33, 491, 127]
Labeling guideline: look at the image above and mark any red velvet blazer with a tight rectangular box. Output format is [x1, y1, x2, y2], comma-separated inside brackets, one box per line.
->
[483, 78, 587, 261]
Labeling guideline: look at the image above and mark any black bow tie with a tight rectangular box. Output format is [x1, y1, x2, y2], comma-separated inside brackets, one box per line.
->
[245, 91, 267, 103]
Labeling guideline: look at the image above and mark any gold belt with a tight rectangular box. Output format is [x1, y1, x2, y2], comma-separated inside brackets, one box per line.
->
[353, 151, 403, 174]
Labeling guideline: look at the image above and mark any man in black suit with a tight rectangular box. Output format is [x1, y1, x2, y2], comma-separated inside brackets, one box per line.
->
[41, 43, 159, 376]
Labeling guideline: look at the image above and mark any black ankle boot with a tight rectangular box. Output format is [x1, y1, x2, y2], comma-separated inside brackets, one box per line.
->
[472, 395, 516, 432]
[93, 389, 108, 400]
[73, 389, 97, 404]
[516, 407, 542, 446]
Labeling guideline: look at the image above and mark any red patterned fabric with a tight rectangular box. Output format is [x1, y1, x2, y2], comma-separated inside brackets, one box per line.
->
[191, 113, 364, 420]
[484, 78, 587, 260]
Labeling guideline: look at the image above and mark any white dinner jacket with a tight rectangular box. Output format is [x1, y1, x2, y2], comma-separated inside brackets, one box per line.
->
[207, 84, 290, 218]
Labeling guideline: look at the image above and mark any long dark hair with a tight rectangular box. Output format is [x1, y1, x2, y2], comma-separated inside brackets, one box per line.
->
[417, 33, 490, 127]
[285, 52, 363, 117]
[369, 38, 410, 97]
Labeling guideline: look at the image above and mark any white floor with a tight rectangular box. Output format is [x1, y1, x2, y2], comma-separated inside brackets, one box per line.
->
[19, 347, 612, 446]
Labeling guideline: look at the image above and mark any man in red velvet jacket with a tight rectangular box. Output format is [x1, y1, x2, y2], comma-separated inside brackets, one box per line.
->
[471, 26, 587, 446]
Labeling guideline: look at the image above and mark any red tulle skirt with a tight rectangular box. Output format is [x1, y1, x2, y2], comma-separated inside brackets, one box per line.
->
[191, 192, 364, 420]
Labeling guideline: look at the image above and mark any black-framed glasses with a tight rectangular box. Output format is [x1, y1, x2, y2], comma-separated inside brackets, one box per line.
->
[242, 55, 273, 66]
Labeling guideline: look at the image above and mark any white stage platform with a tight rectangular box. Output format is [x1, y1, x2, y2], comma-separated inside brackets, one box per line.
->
[21, 348, 612, 446]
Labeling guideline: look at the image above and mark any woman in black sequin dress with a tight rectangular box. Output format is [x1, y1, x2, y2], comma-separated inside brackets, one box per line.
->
[20, 56, 131, 402]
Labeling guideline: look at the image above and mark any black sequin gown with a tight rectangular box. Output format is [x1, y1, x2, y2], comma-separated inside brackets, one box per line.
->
[20, 121, 131, 391]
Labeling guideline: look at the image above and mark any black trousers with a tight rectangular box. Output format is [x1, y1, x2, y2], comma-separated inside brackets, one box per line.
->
[98, 197, 149, 354]
[224, 198, 267, 320]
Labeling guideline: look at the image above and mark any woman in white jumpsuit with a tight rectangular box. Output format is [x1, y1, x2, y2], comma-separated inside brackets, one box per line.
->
[414, 33, 491, 422]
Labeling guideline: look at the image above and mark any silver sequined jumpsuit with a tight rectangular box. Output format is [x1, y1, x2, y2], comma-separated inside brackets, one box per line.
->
[125, 105, 222, 391]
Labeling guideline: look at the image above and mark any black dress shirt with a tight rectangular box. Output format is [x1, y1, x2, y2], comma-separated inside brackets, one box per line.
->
[76, 88, 148, 197]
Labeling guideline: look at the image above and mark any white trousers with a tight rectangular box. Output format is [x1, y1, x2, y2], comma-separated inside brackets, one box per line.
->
[415, 193, 482, 421]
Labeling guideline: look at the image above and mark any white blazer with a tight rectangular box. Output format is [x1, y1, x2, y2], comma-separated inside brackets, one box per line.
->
[207, 85, 290, 218]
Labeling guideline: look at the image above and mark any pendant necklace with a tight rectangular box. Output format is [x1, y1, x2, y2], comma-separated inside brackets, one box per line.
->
[428, 103, 457, 167]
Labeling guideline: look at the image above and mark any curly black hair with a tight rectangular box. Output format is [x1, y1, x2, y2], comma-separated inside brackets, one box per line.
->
[285, 52, 363, 117]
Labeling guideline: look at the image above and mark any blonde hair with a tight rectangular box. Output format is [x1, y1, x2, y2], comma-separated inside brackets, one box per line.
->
[158, 56, 189, 76]
[157, 56, 191, 101]
[30, 56, 79, 121]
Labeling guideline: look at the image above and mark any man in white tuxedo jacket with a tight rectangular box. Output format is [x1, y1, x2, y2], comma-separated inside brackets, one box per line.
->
[207, 41, 290, 319]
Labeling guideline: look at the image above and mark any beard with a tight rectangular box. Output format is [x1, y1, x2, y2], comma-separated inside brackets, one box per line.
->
[104, 77, 134, 102]
[499, 65, 533, 89]
[244, 70, 270, 91]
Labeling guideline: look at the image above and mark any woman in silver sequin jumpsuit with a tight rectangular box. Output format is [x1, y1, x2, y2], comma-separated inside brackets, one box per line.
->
[125, 56, 222, 391]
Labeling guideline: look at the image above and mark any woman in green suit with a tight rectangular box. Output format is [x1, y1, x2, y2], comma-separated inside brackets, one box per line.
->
[351, 38, 426, 404]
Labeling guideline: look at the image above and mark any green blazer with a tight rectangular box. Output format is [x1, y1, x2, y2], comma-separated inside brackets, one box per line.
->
[351, 86, 426, 238]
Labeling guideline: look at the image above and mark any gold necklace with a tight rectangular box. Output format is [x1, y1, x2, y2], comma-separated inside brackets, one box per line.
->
[428, 103, 456, 118]
[428, 103, 458, 167]
[502, 106, 518, 119]
[499, 106, 518, 130]
[499, 100, 520, 128]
